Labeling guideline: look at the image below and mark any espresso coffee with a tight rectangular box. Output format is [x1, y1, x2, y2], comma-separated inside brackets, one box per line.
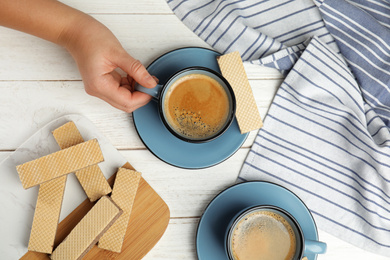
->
[230, 210, 297, 260]
[163, 73, 230, 140]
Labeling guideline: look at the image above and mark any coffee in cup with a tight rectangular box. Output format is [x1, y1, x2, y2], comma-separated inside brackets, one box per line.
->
[226, 206, 309, 260]
[230, 209, 297, 260]
[163, 73, 230, 141]
[135, 67, 236, 143]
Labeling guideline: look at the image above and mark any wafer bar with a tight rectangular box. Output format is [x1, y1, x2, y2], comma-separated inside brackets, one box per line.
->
[52, 122, 112, 201]
[16, 139, 103, 189]
[28, 175, 67, 254]
[52, 121, 84, 150]
[50, 196, 122, 260]
[217, 51, 263, 133]
[98, 168, 141, 252]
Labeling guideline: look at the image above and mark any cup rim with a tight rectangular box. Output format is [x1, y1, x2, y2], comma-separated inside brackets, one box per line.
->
[158, 66, 236, 143]
[226, 205, 305, 260]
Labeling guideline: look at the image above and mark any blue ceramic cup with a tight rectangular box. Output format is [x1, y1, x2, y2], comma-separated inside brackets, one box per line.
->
[135, 66, 236, 143]
[226, 205, 327, 260]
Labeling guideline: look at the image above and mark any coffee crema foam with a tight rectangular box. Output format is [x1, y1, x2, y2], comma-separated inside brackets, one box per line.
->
[163, 73, 230, 140]
[231, 211, 297, 260]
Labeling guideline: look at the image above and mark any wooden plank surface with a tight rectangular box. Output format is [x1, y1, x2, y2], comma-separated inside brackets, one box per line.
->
[60, 0, 173, 14]
[0, 0, 388, 259]
[0, 15, 282, 81]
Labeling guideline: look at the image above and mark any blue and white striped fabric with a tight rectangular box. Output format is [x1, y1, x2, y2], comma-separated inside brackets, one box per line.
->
[167, 0, 339, 72]
[168, 0, 390, 257]
[319, 0, 390, 127]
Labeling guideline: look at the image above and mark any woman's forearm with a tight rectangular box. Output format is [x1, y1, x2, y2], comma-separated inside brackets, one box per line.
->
[0, 0, 93, 48]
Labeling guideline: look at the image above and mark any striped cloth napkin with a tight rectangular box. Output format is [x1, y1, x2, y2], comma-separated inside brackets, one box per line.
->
[167, 0, 390, 257]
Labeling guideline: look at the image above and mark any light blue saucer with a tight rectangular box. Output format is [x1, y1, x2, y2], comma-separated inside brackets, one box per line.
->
[133, 47, 248, 169]
[197, 181, 320, 260]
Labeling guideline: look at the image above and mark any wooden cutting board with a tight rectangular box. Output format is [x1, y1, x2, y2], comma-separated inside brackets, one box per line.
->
[20, 162, 170, 260]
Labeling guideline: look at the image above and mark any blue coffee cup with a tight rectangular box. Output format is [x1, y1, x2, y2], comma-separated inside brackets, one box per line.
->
[135, 66, 236, 143]
[226, 205, 327, 260]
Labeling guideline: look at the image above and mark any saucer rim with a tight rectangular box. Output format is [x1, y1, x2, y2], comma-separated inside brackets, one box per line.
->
[195, 180, 319, 259]
[132, 47, 249, 170]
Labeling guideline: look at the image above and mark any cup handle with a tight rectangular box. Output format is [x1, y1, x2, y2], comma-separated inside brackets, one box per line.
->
[135, 83, 163, 99]
[304, 240, 327, 255]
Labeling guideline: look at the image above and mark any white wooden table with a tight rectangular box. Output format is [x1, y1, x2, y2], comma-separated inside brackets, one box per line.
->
[0, 1, 387, 259]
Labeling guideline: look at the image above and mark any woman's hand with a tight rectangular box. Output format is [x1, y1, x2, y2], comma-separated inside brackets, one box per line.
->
[60, 16, 157, 112]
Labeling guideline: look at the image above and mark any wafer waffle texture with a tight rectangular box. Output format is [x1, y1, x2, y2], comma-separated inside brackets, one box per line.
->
[16, 138, 104, 189]
[52, 121, 112, 202]
[217, 51, 263, 134]
[28, 175, 67, 254]
[98, 168, 142, 252]
[50, 196, 122, 260]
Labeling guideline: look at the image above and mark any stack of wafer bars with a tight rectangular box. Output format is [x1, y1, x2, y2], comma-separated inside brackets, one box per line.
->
[16, 121, 142, 259]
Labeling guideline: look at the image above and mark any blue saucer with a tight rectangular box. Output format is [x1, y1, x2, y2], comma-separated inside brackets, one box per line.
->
[197, 181, 319, 260]
[133, 47, 248, 169]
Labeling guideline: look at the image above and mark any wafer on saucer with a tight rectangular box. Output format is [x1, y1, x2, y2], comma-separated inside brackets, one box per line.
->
[217, 51, 263, 133]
